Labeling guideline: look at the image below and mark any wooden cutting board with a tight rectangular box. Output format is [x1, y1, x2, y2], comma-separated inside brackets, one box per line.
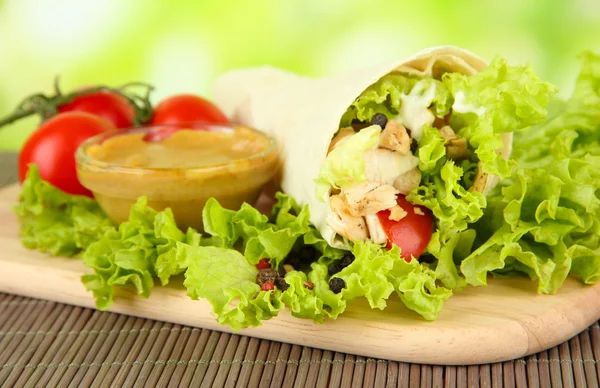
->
[1, 183, 599, 365]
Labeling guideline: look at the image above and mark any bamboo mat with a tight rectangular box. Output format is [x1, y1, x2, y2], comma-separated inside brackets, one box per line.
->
[1, 293, 599, 387]
[1, 152, 600, 387]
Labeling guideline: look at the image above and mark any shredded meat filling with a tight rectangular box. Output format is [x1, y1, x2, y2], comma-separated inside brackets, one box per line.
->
[327, 195, 368, 241]
[365, 214, 387, 244]
[440, 125, 470, 160]
[364, 148, 419, 186]
[341, 181, 399, 217]
[379, 120, 411, 155]
[393, 168, 421, 195]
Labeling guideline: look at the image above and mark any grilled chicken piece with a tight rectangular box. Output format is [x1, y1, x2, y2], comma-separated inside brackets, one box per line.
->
[328, 127, 356, 153]
[440, 125, 470, 160]
[341, 181, 399, 217]
[364, 148, 419, 186]
[393, 168, 421, 195]
[388, 205, 408, 221]
[365, 214, 387, 244]
[446, 138, 470, 160]
[379, 120, 411, 155]
[470, 162, 488, 193]
[327, 195, 368, 241]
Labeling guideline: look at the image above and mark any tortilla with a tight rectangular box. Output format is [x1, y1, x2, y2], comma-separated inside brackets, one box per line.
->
[213, 46, 513, 246]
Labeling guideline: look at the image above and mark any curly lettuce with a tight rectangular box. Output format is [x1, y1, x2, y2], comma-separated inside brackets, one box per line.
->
[202, 192, 313, 268]
[340, 75, 451, 127]
[81, 197, 195, 310]
[460, 52, 600, 293]
[181, 244, 282, 329]
[15, 165, 112, 256]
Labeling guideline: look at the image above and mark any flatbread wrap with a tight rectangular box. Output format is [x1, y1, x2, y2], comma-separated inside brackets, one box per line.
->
[213, 46, 553, 260]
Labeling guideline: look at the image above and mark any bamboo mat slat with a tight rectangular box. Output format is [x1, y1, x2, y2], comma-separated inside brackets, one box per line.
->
[2, 152, 600, 387]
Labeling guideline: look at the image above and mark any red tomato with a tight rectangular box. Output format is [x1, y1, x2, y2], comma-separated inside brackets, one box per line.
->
[19, 112, 116, 196]
[149, 94, 229, 126]
[376, 195, 434, 261]
[58, 91, 135, 128]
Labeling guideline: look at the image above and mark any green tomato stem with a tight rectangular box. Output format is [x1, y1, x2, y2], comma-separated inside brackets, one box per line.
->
[0, 80, 155, 129]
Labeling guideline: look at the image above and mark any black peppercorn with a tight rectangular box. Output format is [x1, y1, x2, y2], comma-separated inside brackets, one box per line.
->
[277, 265, 287, 278]
[276, 277, 290, 291]
[410, 138, 418, 153]
[328, 262, 342, 277]
[339, 254, 355, 268]
[370, 113, 388, 128]
[329, 278, 346, 294]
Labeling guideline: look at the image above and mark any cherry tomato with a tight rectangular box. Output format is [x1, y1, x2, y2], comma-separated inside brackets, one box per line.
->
[58, 91, 135, 128]
[149, 94, 229, 126]
[376, 195, 434, 261]
[19, 112, 116, 196]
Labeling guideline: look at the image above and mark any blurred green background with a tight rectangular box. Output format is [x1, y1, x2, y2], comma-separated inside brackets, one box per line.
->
[1, 0, 599, 150]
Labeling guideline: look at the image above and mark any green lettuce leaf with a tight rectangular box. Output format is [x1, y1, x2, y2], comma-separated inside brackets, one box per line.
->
[314, 124, 381, 201]
[465, 158, 600, 293]
[201, 198, 238, 247]
[81, 197, 187, 310]
[444, 56, 558, 178]
[155, 226, 201, 286]
[445, 57, 557, 134]
[14, 165, 112, 256]
[335, 242, 397, 310]
[429, 229, 475, 290]
[181, 243, 282, 330]
[201, 193, 314, 268]
[389, 255, 453, 321]
[280, 266, 346, 322]
[340, 74, 451, 127]
[513, 51, 600, 166]
[327, 242, 452, 319]
[416, 124, 447, 174]
[464, 52, 600, 293]
[408, 159, 486, 245]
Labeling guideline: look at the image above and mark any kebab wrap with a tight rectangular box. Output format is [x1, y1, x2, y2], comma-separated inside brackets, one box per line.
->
[213, 46, 553, 258]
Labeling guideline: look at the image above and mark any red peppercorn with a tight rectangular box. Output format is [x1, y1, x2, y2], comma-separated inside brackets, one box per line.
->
[261, 281, 275, 291]
[256, 258, 270, 269]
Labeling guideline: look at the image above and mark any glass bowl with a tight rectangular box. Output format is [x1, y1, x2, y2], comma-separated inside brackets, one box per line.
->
[76, 122, 279, 231]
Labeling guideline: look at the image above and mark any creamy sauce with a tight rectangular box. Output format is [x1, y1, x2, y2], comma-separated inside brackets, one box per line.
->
[396, 81, 437, 142]
[87, 128, 270, 169]
[452, 91, 486, 116]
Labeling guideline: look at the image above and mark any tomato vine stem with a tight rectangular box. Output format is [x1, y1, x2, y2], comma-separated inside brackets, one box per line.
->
[0, 79, 155, 128]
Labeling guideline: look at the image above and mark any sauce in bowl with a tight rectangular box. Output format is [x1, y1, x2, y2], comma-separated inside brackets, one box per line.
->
[76, 123, 279, 230]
